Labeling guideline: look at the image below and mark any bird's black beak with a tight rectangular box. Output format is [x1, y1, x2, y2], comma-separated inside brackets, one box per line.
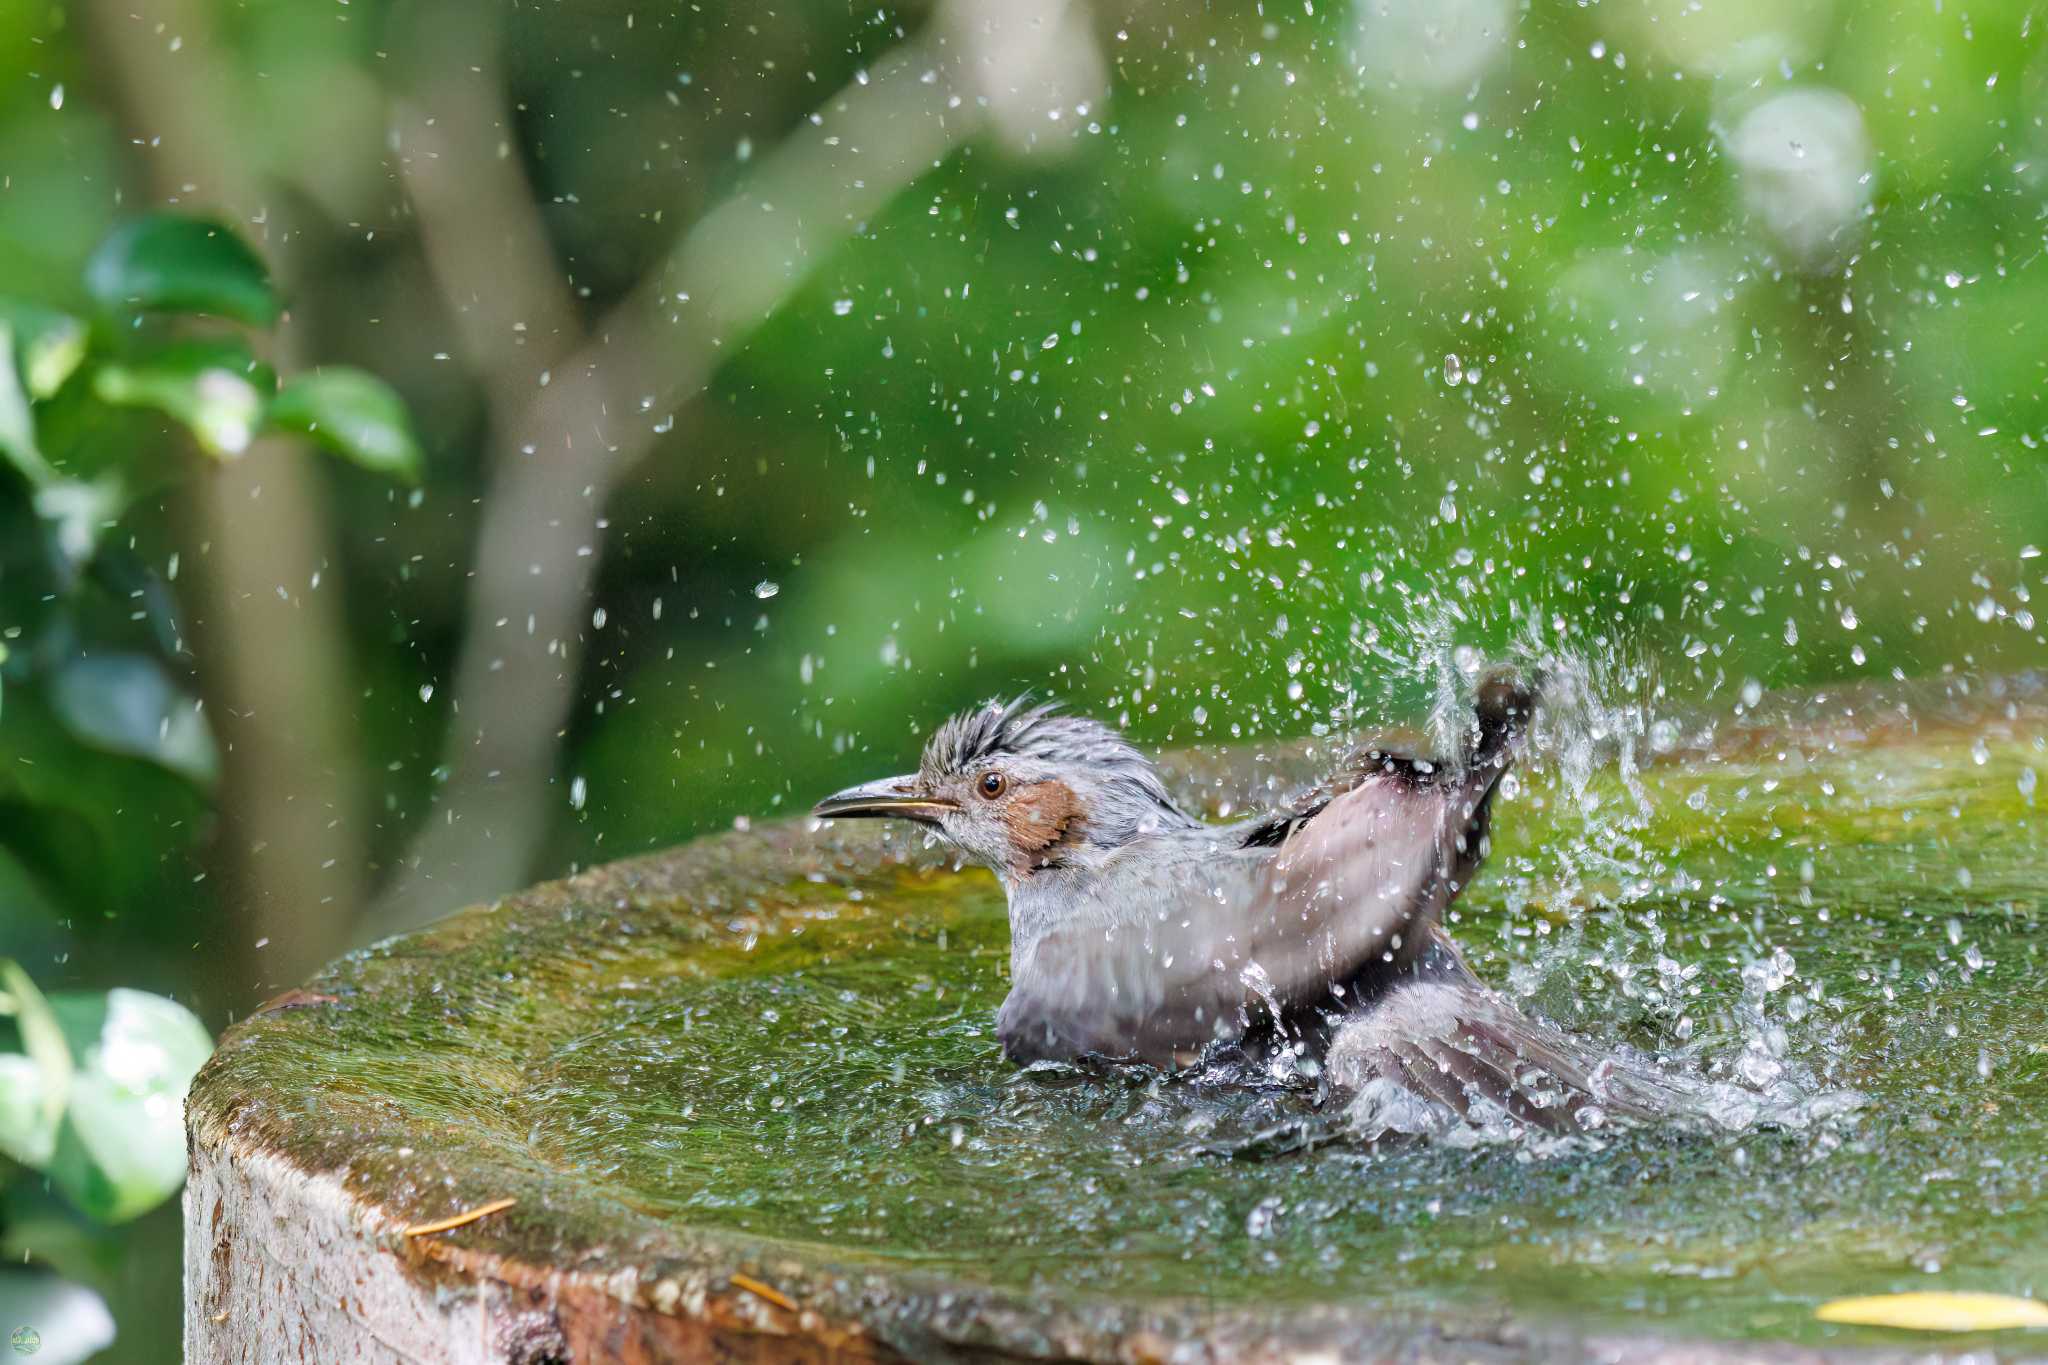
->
[812, 776, 955, 825]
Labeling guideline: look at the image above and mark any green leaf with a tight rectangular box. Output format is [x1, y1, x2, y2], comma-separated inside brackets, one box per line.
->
[42, 989, 212, 1224]
[0, 845, 63, 930]
[48, 654, 219, 786]
[83, 214, 280, 326]
[31, 477, 127, 572]
[0, 323, 56, 489]
[267, 367, 424, 482]
[0, 961, 73, 1169]
[0, 302, 89, 399]
[0, 1056, 59, 1168]
[92, 341, 274, 459]
[0, 683, 215, 918]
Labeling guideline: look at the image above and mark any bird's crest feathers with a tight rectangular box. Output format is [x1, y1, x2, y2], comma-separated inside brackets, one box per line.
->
[922, 694, 1196, 845]
[921, 694, 1064, 772]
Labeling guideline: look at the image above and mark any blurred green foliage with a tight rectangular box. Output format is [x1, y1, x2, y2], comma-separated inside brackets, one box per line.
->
[0, 205, 420, 959]
[0, 204, 418, 1357]
[0, 961, 211, 1225]
[1, 0, 2045, 1358]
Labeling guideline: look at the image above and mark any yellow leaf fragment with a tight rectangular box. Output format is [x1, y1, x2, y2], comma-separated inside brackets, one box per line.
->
[1816, 1292, 2048, 1332]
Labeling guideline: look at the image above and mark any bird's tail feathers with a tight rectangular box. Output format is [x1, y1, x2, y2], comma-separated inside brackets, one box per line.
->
[1471, 667, 1539, 769]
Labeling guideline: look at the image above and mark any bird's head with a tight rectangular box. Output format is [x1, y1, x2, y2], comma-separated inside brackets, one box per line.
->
[813, 697, 1196, 880]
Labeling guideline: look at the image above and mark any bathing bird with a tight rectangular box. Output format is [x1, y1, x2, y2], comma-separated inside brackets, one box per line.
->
[814, 674, 1684, 1131]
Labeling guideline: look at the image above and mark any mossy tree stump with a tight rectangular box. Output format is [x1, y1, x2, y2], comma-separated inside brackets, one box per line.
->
[184, 678, 2048, 1363]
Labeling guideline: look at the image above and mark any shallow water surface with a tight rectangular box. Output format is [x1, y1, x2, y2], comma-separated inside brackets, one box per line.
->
[495, 688, 2046, 1349]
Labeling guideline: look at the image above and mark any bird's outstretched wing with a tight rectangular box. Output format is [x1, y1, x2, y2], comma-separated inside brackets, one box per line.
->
[1325, 973, 1711, 1136]
[997, 676, 1534, 1067]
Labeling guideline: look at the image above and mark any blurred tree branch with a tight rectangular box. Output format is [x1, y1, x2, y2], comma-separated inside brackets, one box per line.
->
[83, 0, 369, 999]
[365, 0, 1105, 936]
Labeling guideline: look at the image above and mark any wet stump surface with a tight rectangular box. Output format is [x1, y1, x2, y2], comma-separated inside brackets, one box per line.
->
[184, 677, 2048, 1364]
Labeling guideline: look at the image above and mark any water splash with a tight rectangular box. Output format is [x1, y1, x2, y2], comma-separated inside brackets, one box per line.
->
[1333, 614, 1873, 1149]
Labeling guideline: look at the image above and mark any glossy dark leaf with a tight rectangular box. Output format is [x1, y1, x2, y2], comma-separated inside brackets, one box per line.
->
[267, 367, 424, 483]
[83, 214, 280, 327]
[0, 683, 214, 922]
[48, 654, 218, 786]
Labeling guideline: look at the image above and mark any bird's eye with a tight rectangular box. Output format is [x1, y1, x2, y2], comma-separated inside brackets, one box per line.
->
[977, 771, 1006, 800]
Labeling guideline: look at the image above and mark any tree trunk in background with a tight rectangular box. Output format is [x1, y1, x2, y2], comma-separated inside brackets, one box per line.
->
[362, 0, 1104, 940]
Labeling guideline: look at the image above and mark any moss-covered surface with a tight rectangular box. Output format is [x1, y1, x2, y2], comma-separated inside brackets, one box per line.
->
[188, 676, 2048, 1359]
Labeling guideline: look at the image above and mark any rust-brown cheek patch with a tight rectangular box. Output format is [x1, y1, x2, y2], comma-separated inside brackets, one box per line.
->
[1003, 781, 1086, 874]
